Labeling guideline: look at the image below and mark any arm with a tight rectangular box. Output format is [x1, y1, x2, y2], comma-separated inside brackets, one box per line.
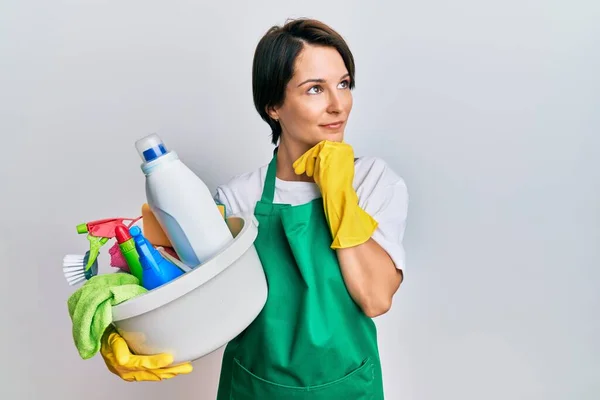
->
[337, 239, 403, 317]
[336, 171, 408, 317]
[293, 142, 409, 318]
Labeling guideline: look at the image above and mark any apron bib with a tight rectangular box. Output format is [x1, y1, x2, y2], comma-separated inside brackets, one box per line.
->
[216, 151, 384, 399]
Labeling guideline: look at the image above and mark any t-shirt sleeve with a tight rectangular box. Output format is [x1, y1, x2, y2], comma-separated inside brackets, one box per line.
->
[213, 187, 236, 218]
[356, 158, 409, 272]
[212, 167, 265, 217]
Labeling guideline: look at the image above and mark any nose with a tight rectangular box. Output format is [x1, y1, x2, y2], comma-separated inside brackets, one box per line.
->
[326, 91, 342, 114]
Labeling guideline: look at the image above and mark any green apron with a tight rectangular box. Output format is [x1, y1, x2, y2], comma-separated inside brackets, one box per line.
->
[216, 150, 384, 399]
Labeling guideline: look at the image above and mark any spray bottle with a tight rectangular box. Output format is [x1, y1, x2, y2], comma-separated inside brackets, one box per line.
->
[76, 216, 142, 272]
[114, 224, 144, 284]
[129, 226, 183, 290]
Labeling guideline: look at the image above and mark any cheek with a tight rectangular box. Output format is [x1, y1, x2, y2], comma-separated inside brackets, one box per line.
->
[343, 92, 353, 112]
[286, 98, 322, 125]
[305, 101, 327, 123]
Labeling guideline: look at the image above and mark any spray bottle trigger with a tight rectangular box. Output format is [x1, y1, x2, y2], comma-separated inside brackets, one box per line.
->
[85, 235, 109, 271]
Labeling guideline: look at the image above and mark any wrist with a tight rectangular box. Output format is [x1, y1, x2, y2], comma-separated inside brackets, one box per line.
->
[336, 204, 377, 237]
[322, 191, 378, 249]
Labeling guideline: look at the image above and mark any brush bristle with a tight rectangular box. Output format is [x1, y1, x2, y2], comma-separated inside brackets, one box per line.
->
[64, 255, 85, 261]
[62, 251, 98, 286]
[63, 262, 83, 267]
[67, 276, 86, 286]
[63, 253, 86, 286]
[62, 266, 82, 272]
[64, 270, 85, 284]
[65, 270, 84, 276]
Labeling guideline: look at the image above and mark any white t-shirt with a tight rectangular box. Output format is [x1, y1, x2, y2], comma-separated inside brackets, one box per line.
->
[213, 156, 409, 272]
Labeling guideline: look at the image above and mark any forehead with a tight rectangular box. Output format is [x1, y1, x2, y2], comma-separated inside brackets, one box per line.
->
[292, 44, 348, 80]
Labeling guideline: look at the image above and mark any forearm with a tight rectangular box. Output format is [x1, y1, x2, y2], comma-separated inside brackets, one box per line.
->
[292, 140, 405, 317]
[336, 238, 403, 318]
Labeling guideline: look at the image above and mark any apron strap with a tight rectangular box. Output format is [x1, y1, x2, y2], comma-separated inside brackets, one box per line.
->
[260, 147, 278, 204]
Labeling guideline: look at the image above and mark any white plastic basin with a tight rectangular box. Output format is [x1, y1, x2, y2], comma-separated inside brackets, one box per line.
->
[111, 214, 267, 364]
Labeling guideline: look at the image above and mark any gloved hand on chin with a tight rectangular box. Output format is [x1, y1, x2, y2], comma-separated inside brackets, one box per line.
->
[100, 325, 193, 382]
[293, 140, 378, 249]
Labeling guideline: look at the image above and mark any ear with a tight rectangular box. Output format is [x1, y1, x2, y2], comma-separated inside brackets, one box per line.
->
[266, 105, 279, 121]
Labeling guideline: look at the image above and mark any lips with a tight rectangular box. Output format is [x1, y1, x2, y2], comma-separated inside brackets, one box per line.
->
[320, 121, 344, 129]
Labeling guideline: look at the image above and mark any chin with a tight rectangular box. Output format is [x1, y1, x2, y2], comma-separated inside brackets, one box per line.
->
[302, 131, 344, 147]
[322, 131, 345, 143]
[326, 133, 344, 143]
[306, 137, 342, 147]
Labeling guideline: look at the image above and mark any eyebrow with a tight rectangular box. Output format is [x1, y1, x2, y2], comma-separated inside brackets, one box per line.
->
[297, 73, 350, 87]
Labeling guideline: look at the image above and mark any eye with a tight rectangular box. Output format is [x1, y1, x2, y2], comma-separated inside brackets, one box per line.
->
[307, 85, 323, 95]
[338, 79, 350, 89]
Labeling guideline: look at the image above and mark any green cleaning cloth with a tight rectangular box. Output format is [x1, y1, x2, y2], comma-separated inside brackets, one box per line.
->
[67, 273, 147, 359]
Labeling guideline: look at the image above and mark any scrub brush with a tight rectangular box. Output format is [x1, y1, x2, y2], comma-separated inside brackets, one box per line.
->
[62, 251, 99, 286]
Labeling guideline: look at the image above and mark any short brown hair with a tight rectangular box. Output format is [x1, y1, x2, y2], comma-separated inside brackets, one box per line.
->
[252, 18, 356, 145]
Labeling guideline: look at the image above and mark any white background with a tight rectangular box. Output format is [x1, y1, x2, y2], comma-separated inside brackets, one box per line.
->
[1, 1, 598, 399]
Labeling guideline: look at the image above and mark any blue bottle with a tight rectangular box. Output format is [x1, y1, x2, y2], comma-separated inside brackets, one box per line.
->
[129, 226, 184, 290]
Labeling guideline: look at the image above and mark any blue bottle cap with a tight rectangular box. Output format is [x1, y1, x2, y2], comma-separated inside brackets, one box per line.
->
[135, 133, 169, 163]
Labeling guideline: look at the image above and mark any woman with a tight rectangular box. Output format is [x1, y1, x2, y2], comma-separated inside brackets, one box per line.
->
[99, 18, 409, 399]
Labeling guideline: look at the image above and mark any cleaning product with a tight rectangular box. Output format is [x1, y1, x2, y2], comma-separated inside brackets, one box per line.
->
[157, 247, 192, 273]
[135, 133, 233, 267]
[115, 224, 144, 283]
[75, 216, 142, 272]
[129, 225, 184, 290]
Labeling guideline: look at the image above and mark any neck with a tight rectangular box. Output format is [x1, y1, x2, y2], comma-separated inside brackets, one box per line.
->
[275, 137, 314, 182]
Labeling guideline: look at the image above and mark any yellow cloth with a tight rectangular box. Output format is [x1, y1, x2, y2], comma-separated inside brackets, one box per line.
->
[100, 326, 193, 382]
[293, 140, 378, 249]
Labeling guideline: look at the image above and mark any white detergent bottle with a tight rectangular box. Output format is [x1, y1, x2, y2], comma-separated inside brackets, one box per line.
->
[135, 133, 233, 267]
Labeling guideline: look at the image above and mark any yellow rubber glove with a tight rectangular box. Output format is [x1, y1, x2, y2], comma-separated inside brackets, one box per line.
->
[293, 140, 378, 249]
[100, 325, 193, 382]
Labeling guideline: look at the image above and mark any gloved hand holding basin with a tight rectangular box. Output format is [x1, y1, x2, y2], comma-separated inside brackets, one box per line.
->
[100, 325, 193, 382]
[110, 213, 267, 365]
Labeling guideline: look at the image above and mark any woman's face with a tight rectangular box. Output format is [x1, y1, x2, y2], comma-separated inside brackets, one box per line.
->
[269, 44, 353, 148]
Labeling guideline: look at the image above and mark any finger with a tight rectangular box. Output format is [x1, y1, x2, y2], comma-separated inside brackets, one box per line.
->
[297, 146, 320, 174]
[330, 140, 354, 157]
[305, 156, 315, 177]
[109, 332, 174, 369]
[155, 371, 181, 380]
[101, 350, 142, 382]
[108, 332, 132, 366]
[119, 363, 193, 381]
[313, 158, 321, 181]
[292, 155, 307, 175]
[121, 370, 164, 382]
[101, 351, 124, 376]
[156, 362, 194, 378]
[340, 141, 354, 156]
[126, 352, 174, 370]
